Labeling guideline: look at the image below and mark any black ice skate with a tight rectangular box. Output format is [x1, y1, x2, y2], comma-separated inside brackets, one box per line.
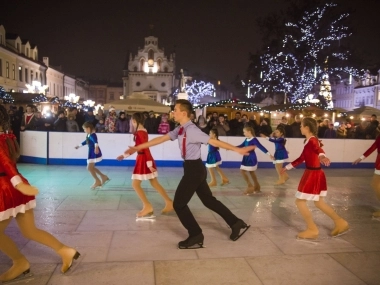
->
[178, 233, 205, 249]
[230, 219, 250, 241]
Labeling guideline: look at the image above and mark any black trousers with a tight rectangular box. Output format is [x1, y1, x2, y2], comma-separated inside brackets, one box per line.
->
[173, 159, 239, 237]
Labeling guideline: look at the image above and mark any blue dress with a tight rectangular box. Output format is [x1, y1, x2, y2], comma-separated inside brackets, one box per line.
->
[238, 137, 269, 171]
[81, 133, 103, 163]
[205, 145, 222, 168]
[268, 137, 288, 163]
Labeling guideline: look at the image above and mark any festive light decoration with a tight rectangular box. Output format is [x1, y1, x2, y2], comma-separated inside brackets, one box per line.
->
[245, 3, 362, 103]
[32, 94, 48, 103]
[50, 96, 60, 104]
[0, 86, 15, 104]
[25, 81, 49, 94]
[64, 93, 80, 103]
[174, 80, 215, 104]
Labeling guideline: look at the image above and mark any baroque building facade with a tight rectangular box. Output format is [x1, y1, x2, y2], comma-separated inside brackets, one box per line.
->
[122, 35, 176, 103]
[0, 24, 89, 101]
[333, 70, 380, 111]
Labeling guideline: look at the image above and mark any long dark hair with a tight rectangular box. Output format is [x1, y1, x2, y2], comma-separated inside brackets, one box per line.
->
[0, 104, 20, 162]
[302, 117, 323, 147]
[132, 112, 145, 141]
[276, 126, 287, 146]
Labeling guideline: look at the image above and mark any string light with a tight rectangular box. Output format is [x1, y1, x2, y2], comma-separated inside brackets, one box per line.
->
[0, 86, 15, 104]
[174, 80, 216, 104]
[244, 2, 363, 104]
[32, 94, 48, 103]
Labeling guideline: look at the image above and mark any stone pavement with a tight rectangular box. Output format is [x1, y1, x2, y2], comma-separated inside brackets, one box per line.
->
[0, 164, 379, 285]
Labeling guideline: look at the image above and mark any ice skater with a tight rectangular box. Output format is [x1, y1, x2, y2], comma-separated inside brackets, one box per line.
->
[260, 126, 289, 185]
[206, 129, 230, 187]
[353, 133, 380, 218]
[129, 100, 254, 249]
[281, 117, 349, 239]
[75, 121, 109, 189]
[0, 104, 80, 283]
[238, 125, 273, 195]
[117, 112, 173, 219]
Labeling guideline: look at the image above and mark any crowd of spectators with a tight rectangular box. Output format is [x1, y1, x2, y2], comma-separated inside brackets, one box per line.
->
[5, 104, 380, 143]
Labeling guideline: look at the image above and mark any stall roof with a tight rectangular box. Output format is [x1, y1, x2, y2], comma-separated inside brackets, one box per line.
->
[104, 93, 170, 114]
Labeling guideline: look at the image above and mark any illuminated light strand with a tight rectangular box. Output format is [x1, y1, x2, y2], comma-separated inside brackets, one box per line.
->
[174, 80, 216, 104]
[0, 86, 15, 104]
[244, 2, 364, 104]
[32, 94, 48, 103]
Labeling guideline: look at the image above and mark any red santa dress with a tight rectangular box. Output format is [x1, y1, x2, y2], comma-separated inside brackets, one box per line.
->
[132, 130, 158, 180]
[0, 133, 36, 221]
[360, 136, 380, 175]
[285, 136, 327, 201]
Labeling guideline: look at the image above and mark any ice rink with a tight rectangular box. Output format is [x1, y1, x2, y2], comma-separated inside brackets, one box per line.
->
[0, 164, 379, 285]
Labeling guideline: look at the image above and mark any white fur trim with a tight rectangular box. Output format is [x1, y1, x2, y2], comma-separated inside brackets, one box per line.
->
[0, 200, 36, 221]
[132, 172, 158, 180]
[10, 175, 23, 187]
[360, 155, 365, 160]
[87, 157, 103, 163]
[240, 164, 257, 171]
[146, 161, 153, 168]
[295, 190, 327, 201]
[375, 169, 380, 175]
[285, 164, 294, 170]
[205, 161, 222, 168]
[273, 159, 286, 164]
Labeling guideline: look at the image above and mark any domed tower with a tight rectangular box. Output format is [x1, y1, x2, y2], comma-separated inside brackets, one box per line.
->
[122, 30, 176, 103]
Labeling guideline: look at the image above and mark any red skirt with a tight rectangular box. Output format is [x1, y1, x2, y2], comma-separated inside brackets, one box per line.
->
[132, 154, 158, 180]
[296, 169, 327, 201]
[0, 175, 36, 221]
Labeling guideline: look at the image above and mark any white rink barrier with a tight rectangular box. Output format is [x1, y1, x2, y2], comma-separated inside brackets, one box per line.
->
[19, 131, 377, 168]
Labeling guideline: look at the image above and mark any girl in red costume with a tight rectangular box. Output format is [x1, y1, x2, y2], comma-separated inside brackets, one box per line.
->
[282, 117, 349, 239]
[0, 104, 79, 282]
[117, 112, 173, 219]
[353, 133, 380, 217]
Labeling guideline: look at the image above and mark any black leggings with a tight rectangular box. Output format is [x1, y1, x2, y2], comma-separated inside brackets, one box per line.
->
[173, 159, 238, 236]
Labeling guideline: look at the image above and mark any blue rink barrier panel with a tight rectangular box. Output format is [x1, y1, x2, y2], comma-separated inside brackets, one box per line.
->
[19, 131, 376, 168]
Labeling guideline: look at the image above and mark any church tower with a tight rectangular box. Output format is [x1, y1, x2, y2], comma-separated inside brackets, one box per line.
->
[122, 29, 176, 103]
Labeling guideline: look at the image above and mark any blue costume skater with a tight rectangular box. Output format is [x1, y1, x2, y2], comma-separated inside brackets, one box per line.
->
[238, 137, 269, 171]
[205, 145, 222, 168]
[80, 133, 103, 163]
[266, 137, 288, 163]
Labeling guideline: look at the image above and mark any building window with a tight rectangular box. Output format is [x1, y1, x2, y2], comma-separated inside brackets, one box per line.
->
[0, 34, 2, 45]
[16, 43, 20, 52]
[0, 59, 2, 76]
[26, 48, 29, 57]
[25, 68, 28, 83]
[18, 66, 22, 81]
[40, 73, 43, 84]
[148, 49, 154, 60]
[109, 92, 114, 100]
[161, 82, 166, 87]
[136, 82, 140, 86]
[6, 61, 9, 78]
[12, 64, 15, 80]
[30, 70, 33, 82]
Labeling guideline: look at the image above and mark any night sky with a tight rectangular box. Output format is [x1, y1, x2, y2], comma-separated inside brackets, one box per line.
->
[2, 0, 380, 88]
